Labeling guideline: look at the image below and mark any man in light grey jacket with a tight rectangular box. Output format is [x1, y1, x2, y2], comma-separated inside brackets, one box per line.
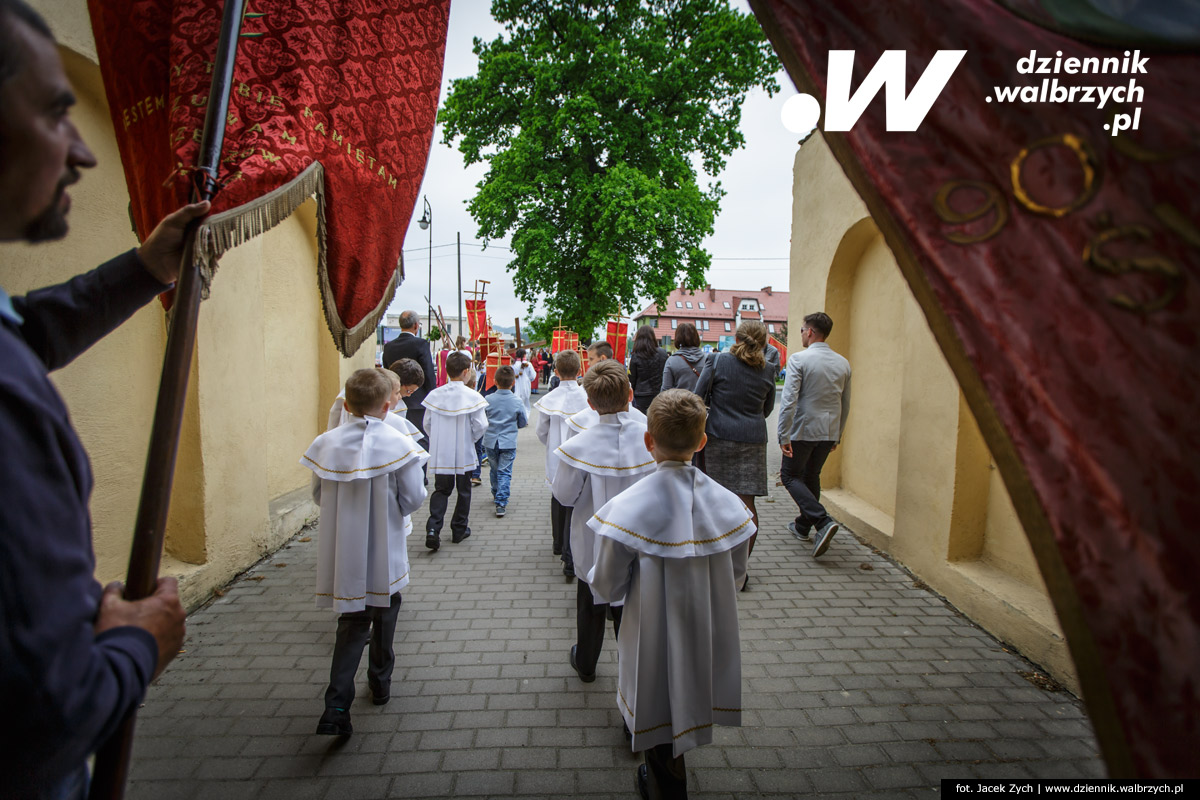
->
[777, 312, 851, 557]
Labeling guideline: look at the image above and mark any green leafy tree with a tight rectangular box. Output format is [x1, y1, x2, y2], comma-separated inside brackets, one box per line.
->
[440, 0, 779, 335]
[522, 313, 556, 346]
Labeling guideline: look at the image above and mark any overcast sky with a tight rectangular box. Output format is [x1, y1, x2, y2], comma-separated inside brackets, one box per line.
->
[386, 0, 802, 338]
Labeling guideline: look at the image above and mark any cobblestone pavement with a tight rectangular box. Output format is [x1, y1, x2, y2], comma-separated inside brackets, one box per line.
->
[128, 398, 1103, 799]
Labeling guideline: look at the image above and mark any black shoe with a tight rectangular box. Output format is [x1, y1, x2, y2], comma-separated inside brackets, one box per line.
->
[636, 764, 650, 800]
[552, 545, 562, 556]
[369, 683, 390, 706]
[316, 707, 352, 736]
[425, 532, 440, 551]
[740, 573, 750, 593]
[570, 645, 596, 683]
[451, 527, 471, 544]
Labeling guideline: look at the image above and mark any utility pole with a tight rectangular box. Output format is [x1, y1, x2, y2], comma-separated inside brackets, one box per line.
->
[457, 232, 462, 343]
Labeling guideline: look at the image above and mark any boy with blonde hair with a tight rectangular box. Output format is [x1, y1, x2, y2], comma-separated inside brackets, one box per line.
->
[422, 351, 488, 550]
[552, 361, 655, 686]
[302, 369, 429, 736]
[534, 349, 588, 575]
[588, 389, 754, 798]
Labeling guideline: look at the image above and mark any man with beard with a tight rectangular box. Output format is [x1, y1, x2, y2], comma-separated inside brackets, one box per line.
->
[0, 2, 201, 796]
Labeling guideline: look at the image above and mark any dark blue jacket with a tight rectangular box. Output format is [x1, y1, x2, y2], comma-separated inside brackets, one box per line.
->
[1, 251, 163, 797]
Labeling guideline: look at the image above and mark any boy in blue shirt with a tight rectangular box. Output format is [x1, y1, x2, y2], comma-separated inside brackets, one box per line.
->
[483, 365, 528, 516]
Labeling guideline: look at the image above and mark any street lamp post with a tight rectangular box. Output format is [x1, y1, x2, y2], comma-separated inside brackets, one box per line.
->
[417, 196, 432, 337]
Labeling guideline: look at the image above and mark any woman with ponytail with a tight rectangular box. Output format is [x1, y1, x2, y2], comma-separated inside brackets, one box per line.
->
[694, 321, 777, 589]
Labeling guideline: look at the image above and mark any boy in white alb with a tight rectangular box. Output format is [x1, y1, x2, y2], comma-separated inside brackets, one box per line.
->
[552, 361, 655, 686]
[511, 347, 537, 414]
[422, 351, 489, 550]
[588, 389, 754, 799]
[534, 350, 588, 575]
[301, 369, 429, 736]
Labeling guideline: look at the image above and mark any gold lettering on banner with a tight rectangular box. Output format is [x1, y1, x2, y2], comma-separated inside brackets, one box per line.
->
[121, 94, 168, 129]
[1083, 221, 1182, 313]
[934, 180, 1009, 244]
[261, 149, 280, 164]
[1011, 133, 1100, 217]
[297, 110, 401, 189]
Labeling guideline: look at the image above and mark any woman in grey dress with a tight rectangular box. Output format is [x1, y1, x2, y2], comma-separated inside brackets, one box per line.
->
[695, 321, 776, 577]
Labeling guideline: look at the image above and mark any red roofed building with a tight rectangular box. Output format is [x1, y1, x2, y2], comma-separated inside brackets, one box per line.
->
[632, 284, 789, 348]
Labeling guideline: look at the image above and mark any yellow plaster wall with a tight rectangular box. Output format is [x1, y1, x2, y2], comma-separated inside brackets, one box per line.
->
[788, 135, 1076, 690]
[4, 19, 374, 608]
[0, 48, 164, 582]
[836, 232, 904, 519]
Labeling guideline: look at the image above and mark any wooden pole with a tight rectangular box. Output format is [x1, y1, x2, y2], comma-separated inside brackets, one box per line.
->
[87, 2, 246, 798]
[514, 317, 522, 347]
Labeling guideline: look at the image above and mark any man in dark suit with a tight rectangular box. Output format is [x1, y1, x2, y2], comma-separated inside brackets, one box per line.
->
[382, 309, 436, 448]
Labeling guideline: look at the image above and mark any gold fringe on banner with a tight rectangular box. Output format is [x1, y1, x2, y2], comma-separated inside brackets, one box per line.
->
[191, 160, 402, 357]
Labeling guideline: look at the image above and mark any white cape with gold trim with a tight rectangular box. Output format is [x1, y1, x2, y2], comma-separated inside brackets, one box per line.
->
[534, 381, 588, 485]
[421, 382, 489, 475]
[552, 412, 655, 599]
[586, 461, 754, 756]
[564, 404, 646, 438]
[302, 416, 429, 613]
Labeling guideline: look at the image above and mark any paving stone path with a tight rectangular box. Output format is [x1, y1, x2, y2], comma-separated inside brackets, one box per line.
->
[128, 399, 1103, 799]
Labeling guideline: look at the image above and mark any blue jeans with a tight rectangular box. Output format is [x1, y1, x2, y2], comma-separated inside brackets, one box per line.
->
[487, 446, 516, 505]
[471, 438, 485, 479]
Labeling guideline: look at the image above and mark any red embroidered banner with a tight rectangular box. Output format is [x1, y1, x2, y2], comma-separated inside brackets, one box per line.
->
[767, 334, 786, 365]
[606, 321, 628, 363]
[751, 0, 1198, 777]
[86, 0, 451, 355]
[484, 351, 503, 391]
[466, 299, 487, 341]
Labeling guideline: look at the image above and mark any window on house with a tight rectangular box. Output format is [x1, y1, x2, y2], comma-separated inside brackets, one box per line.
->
[768, 324, 775, 333]
[671, 319, 678, 329]
[698, 302, 705, 309]
[696, 320, 702, 328]
[702, 320, 710, 330]
[724, 322, 731, 331]
[723, 301, 731, 309]
[675, 301, 682, 308]
[685, 301, 693, 309]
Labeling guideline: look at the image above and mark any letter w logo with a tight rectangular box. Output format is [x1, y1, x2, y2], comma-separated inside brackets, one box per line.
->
[823, 50, 965, 132]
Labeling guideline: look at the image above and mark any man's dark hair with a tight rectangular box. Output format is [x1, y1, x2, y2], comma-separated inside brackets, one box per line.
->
[388, 358, 425, 387]
[587, 340, 613, 359]
[494, 365, 515, 389]
[804, 312, 833, 339]
[446, 351, 472, 378]
[0, 0, 53, 87]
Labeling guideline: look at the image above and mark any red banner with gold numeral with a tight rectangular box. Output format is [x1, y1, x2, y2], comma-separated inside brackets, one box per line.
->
[750, 0, 1198, 778]
[86, 0, 451, 355]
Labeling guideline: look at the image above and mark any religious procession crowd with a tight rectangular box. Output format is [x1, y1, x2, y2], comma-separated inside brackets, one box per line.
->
[296, 308, 854, 797]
